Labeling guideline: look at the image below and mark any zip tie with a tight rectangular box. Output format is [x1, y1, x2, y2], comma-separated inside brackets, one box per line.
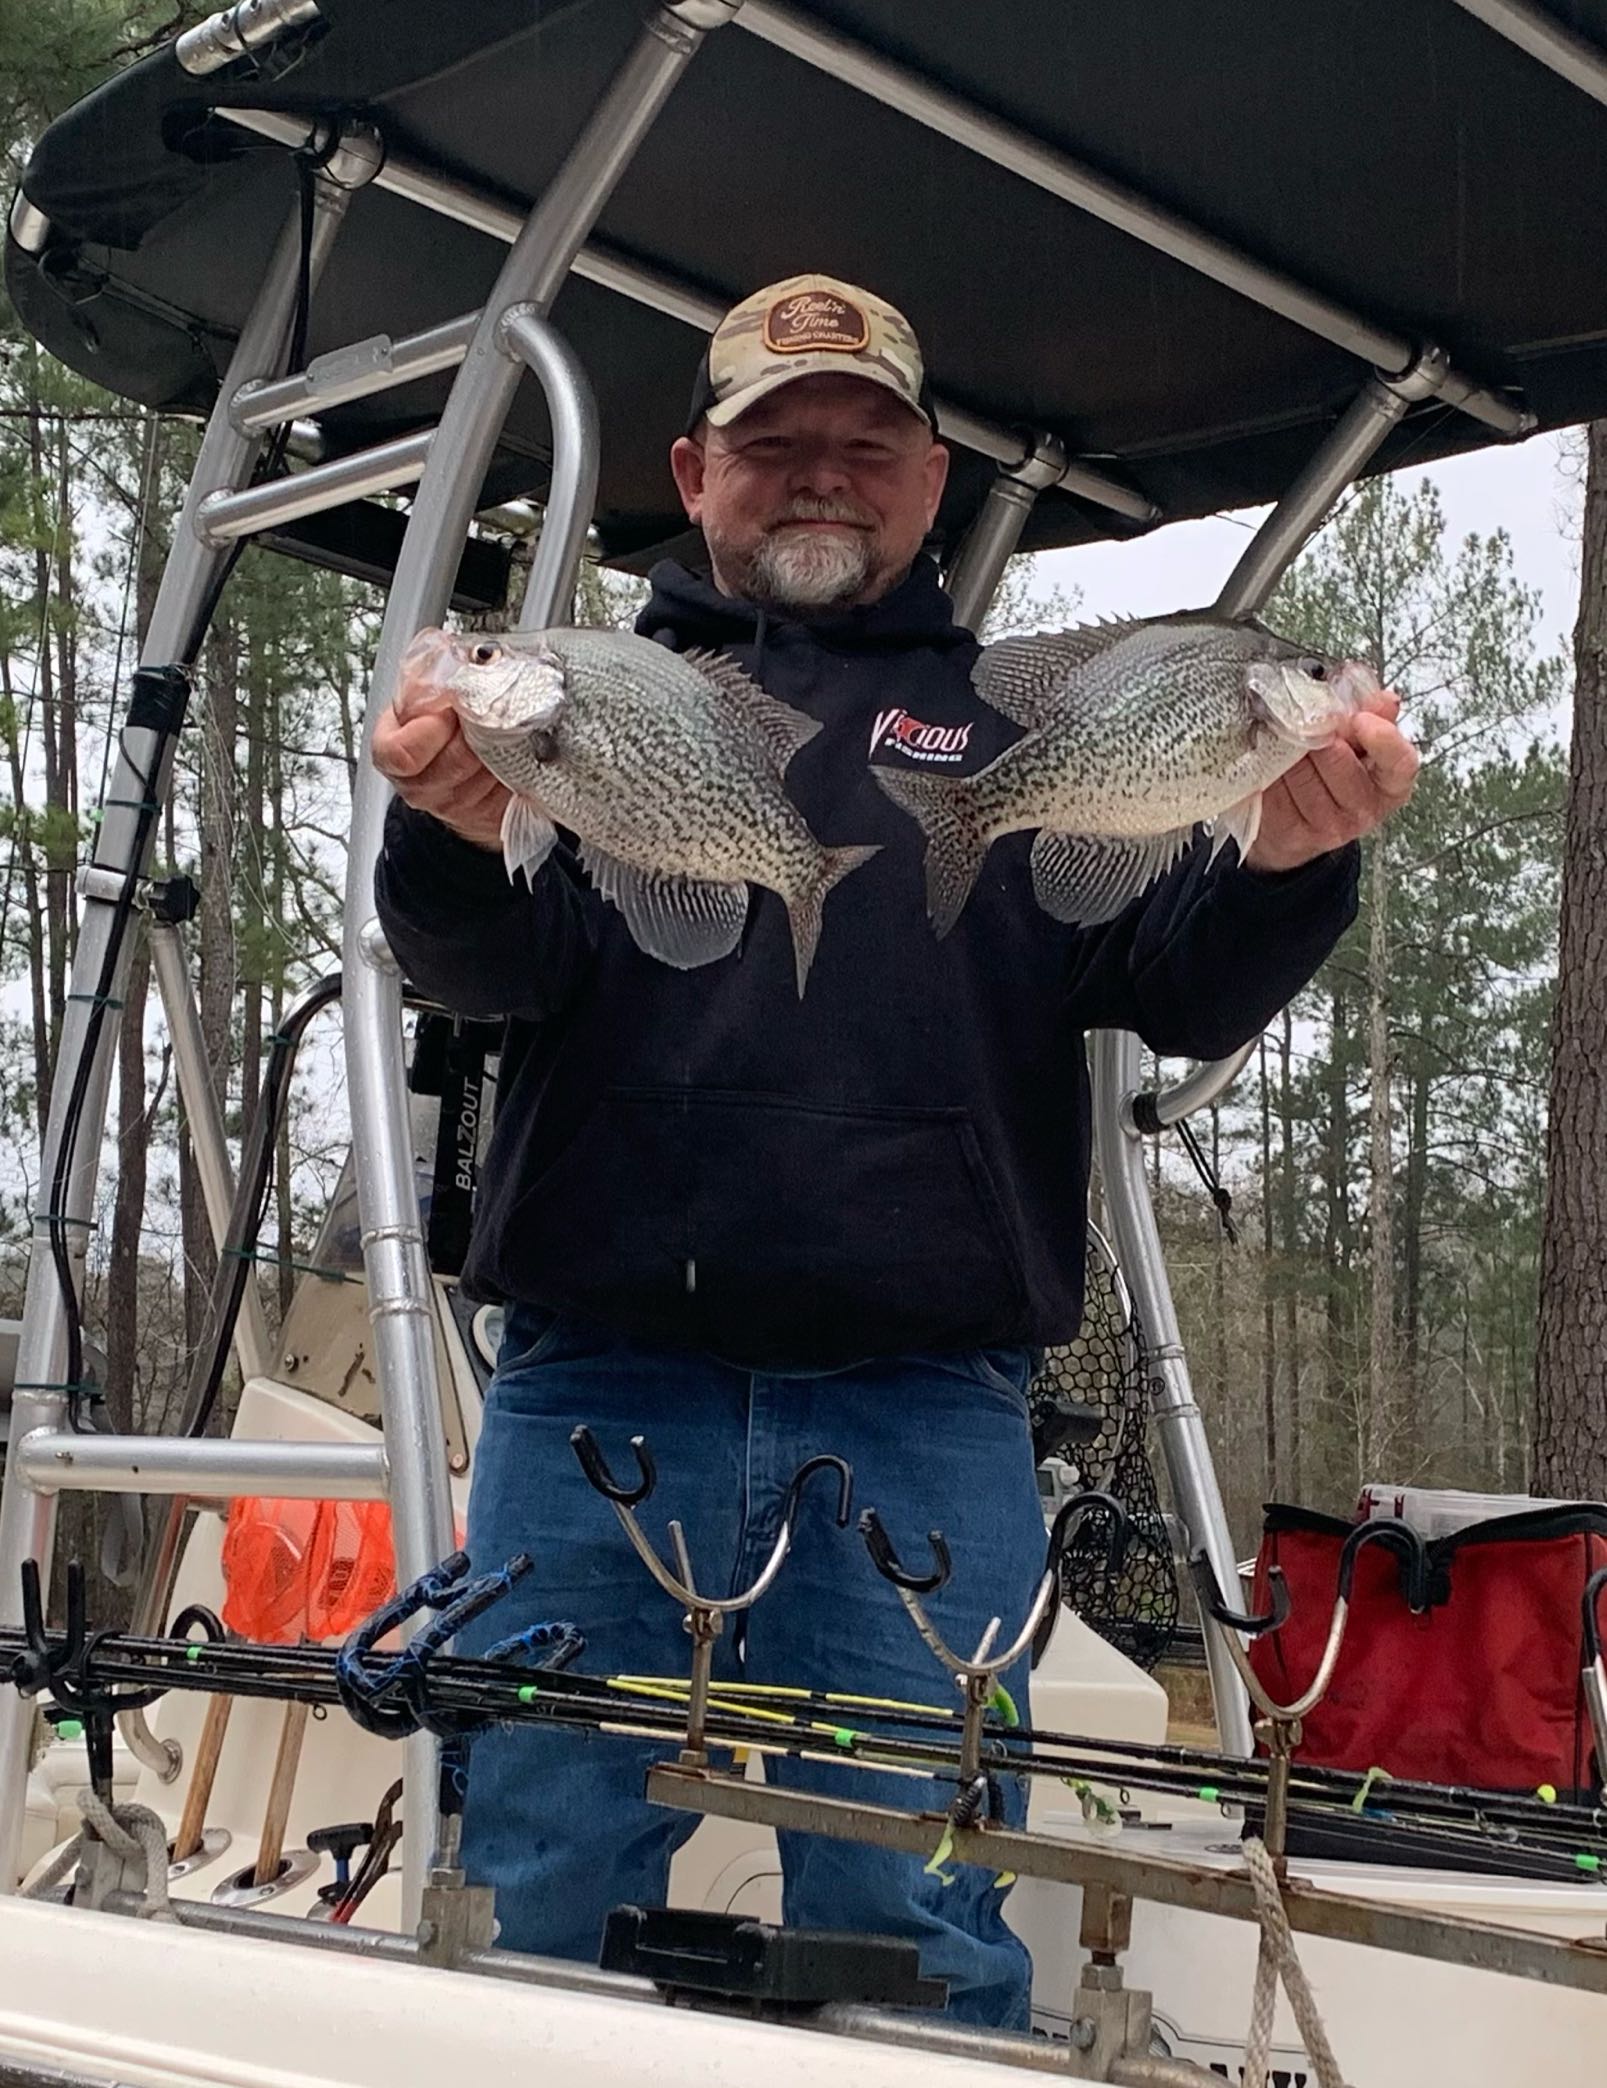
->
[67, 992, 126, 1010]
[14, 1381, 100, 1397]
[221, 1247, 361, 1284]
[103, 798, 163, 814]
[31, 1211, 96, 1230]
[1351, 1764, 1394, 1813]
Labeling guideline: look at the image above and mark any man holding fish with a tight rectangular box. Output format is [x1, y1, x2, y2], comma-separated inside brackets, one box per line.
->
[372, 273, 1417, 2026]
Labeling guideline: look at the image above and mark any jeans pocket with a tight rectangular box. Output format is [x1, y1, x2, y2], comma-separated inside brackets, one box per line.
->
[961, 1344, 1037, 1416]
[494, 1302, 564, 1378]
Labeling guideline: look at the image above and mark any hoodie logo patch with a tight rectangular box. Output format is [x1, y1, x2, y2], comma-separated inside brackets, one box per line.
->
[869, 707, 973, 765]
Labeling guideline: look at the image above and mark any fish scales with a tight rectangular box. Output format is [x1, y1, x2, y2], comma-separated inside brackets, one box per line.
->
[398, 623, 878, 994]
[875, 615, 1377, 935]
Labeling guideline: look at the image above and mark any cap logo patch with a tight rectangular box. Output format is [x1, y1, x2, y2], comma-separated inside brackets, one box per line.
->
[763, 290, 870, 356]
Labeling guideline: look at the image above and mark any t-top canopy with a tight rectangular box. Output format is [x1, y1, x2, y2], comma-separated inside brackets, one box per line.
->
[9, 0, 1607, 583]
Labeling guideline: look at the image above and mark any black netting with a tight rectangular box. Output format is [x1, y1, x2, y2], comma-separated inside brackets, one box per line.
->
[1028, 1229, 1179, 1671]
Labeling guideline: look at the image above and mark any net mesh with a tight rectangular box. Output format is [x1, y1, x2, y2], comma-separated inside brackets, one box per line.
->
[1028, 1228, 1180, 1670]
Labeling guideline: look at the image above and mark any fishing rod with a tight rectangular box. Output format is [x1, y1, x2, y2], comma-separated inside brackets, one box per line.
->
[7, 1560, 1603, 1883]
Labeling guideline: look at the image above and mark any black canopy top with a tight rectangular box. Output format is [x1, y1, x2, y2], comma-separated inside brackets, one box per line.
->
[10, 0, 1607, 578]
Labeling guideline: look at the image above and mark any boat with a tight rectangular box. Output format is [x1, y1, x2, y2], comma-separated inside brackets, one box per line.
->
[5, 4, 1607, 2081]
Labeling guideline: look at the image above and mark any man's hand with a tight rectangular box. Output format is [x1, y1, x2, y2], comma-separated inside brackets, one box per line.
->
[1244, 685, 1419, 875]
[372, 680, 511, 853]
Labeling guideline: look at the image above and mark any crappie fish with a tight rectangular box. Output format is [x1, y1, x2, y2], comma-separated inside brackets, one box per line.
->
[400, 625, 877, 995]
[874, 614, 1381, 934]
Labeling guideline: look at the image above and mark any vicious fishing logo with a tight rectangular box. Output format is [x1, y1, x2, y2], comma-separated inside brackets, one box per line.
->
[869, 706, 973, 765]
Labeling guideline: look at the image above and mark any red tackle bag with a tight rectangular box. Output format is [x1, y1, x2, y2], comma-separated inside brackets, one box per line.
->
[1246, 1502, 1607, 1797]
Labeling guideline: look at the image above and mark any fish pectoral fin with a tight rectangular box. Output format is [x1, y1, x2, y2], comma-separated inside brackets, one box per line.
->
[580, 841, 749, 971]
[683, 648, 822, 777]
[971, 621, 1144, 729]
[1208, 792, 1262, 866]
[501, 797, 559, 884]
[1029, 825, 1196, 926]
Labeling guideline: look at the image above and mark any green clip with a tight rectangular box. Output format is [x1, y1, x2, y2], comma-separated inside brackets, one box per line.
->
[1574, 1852, 1601, 1874]
[1351, 1765, 1394, 1814]
[924, 1822, 957, 1888]
[57, 1718, 84, 1741]
[831, 1726, 856, 1749]
[1197, 1784, 1221, 1804]
[517, 1684, 539, 1704]
[989, 1684, 1021, 1728]
[185, 1645, 201, 1664]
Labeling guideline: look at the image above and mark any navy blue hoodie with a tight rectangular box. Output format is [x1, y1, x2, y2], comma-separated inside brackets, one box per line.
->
[375, 556, 1357, 1369]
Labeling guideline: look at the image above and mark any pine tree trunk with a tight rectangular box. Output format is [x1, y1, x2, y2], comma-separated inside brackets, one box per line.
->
[1324, 987, 1352, 1453]
[1259, 1035, 1279, 1497]
[0, 651, 52, 1125]
[1366, 835, 1394, 1476]
[1277, 1006, 1302, 1499]
[1533, 419, 1607, 1496]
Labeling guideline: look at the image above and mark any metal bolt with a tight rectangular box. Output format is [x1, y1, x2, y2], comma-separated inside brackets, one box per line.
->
[1068, 2018, 1097, 2053]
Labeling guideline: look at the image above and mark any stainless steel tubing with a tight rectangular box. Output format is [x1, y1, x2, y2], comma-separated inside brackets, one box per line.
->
[197, 430, 433, 543]
[340, 0, 736, 1926]
[11, 1435, 387, 1501]
[500, 309, 601, 630]
[737, 0, 1532, 437]
[1091, 1029, 1254, 1755]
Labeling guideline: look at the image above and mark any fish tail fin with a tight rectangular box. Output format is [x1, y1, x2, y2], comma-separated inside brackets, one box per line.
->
[787, 843, 881, 996]
[873, 768, 990, 936]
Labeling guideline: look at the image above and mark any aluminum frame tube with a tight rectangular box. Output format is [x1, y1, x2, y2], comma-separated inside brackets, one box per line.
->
[736, 0, 1531, 438]
[1214, 371, 1419, 620]
[175, 0, 322, 76]
[146, 924, 272, 1382]
[1448, 0, 1607, 107]
[12, 1433, 386, 1501]
[944, 434, 1067, 631]
[1090, 1029, 1253, 1756]
[218, 108, 1156, 524]
[233, 314, 479, 433]
[1139, 1041, 1257, 1132]
[0, 182, 351, 1898]
[197, 429, 433, 543]
[501, 309, 601, 628]
[340, 1, 733, 1924]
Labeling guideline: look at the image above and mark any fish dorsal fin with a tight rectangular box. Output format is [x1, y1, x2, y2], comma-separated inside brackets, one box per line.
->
[580, 839, 749, 971]
[972, 621, 1145, 730]
[1029, 824, 1196, 927]
[684, 647, 822, 776]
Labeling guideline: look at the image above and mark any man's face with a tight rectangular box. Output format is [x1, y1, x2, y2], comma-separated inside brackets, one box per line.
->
[669, 374, 949, 611]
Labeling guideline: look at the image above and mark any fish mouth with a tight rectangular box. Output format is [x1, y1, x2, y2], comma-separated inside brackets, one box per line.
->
[400, 626, 458, 693]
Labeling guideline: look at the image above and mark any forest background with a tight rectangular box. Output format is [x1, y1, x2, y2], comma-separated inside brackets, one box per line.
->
[3, 5, 1604, 1574]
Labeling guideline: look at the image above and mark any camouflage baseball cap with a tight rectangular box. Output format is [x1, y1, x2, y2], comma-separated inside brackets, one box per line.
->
[687, 273, 937, 433]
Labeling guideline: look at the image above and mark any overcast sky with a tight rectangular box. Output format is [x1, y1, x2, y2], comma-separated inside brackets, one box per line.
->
[1031, 428, 1587, 682]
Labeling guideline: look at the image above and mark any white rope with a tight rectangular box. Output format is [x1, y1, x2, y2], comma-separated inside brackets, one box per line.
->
[23, 1790, 175, 1920]
[1241, 1836, 1348, 2088]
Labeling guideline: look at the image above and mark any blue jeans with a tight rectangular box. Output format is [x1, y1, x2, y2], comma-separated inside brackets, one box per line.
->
[459, 1304, 1044, 2029]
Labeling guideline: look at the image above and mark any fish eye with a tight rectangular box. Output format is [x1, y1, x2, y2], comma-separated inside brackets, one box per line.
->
[471, 641, 500, 665]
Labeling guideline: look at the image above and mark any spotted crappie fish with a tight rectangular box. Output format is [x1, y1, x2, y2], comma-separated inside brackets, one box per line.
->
[400, 625, 877, 995]
[874, 615, 1380, 934]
